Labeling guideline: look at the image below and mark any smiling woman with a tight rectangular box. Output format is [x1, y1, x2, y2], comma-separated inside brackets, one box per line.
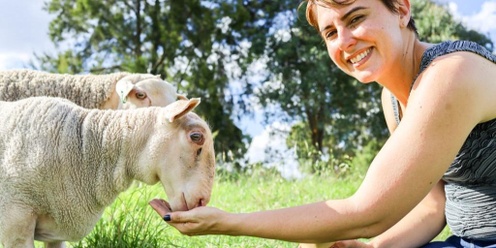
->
[307, 0, 424, 85]
[148, 0, 496, 247]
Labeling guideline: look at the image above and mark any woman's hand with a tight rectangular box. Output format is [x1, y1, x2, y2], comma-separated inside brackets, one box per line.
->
[149, 198, 228, 236]
[332, 240, 373, 248]
[299, 240, 372, 248]
[149, 199, 172, 217]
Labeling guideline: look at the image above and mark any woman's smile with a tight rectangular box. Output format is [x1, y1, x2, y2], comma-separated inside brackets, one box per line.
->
[348, 47, 372, 66]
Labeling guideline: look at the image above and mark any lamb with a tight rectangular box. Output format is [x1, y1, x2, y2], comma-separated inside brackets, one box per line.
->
[0, 69, 183, 109]
[0, 96, 215, 248]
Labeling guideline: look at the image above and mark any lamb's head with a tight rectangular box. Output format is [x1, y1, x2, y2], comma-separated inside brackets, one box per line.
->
[140, 98, 215, 211]
[116, 74, 180, 109]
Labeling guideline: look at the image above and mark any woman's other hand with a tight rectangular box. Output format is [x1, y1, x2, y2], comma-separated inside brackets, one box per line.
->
[299, 240, 373, 248]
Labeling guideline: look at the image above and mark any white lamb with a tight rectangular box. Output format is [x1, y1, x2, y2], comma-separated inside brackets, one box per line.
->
[0, 96, 215, 248]
[0, 69, 182, 109]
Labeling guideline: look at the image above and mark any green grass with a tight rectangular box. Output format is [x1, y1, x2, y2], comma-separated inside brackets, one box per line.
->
[34, 170, 451, 247]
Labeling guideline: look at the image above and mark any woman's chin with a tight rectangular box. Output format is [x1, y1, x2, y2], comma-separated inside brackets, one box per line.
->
[354, 74, 376, 84]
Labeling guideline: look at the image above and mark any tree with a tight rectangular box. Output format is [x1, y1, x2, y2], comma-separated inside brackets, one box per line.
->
[34, 0, 260, 165]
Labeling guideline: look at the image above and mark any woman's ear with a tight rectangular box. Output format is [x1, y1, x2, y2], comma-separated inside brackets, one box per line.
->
[397, 0, 412, 28]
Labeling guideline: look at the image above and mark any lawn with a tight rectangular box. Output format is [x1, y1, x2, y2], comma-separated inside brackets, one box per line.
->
[35, 168, 451, 247]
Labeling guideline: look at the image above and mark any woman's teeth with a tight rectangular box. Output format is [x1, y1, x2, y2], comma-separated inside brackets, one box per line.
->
[350, 48, 371, 64]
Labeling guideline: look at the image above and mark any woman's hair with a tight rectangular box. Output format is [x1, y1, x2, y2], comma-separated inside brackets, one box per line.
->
[302, 0, 418, 36]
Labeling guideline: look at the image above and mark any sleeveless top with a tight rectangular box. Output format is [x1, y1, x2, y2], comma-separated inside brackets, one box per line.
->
[391, 40, 496, 240]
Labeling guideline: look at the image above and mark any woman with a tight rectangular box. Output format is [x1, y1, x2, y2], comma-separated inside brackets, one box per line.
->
[149, 0, 496, 247]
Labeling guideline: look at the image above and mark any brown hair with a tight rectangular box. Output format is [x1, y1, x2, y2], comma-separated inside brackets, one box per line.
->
[302, 0, 418, 36]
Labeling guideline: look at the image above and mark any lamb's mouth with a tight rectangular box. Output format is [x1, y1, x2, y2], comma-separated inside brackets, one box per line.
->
[182, 192, 189, 210]
[349, 48, 372, 64]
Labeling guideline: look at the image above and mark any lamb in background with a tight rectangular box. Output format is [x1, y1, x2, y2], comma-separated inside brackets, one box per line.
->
[0, 96, 215, 248]
[0, 69, 183, 109]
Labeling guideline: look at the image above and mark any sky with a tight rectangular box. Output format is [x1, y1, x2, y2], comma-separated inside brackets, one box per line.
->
[1, 0, 495, 178]
[1, 0, 495, 71]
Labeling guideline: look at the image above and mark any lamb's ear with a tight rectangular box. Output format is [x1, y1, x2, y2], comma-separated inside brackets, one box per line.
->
[177, 94, 189, 100]
[116, 79, 135, 104]
[164, 98, 201, 122]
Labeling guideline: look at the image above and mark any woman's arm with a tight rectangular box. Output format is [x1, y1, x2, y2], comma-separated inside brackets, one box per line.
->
[297, 88, 410, 248]
[300, 88, 447, 248]
[367, 180, 446, 248]
[299, 181, 446, 248]
[363, 90, 447, 247]
[320, 89, 448, 248]
[149, 52, 492, 243]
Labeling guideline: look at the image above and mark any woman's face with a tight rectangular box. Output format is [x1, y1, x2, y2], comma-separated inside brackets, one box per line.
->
[315, 0, 409, 83]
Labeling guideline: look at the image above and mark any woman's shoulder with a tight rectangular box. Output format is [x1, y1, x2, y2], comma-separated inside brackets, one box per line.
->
[420, 40, 495, 82]
[413, 40, 495, 95]
[413, 40, 496, 123]
[419, 40, 495, 74]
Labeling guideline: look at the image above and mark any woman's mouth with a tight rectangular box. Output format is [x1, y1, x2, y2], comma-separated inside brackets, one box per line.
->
[349, 48, 372, 64]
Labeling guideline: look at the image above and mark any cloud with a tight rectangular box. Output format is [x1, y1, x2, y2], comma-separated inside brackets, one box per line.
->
[0, 53, 32, 70]
[246, 121, 302, 179]
[446, 1, 496, 42]
[0, 0, 55, 70]
[465, 2, 496, 34]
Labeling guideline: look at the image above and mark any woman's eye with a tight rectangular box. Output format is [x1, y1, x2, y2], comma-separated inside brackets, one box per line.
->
[325, 30, 337, 39]
[350, 15, 364, 27]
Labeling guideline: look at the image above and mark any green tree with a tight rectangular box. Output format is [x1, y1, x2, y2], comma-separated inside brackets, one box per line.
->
[33, 0, 262, 165]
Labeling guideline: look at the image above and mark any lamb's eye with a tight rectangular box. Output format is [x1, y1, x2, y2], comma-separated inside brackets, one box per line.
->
[190, 132, 204, 144]
[196, 148, 202, 156]
[135, 92, 147, 99]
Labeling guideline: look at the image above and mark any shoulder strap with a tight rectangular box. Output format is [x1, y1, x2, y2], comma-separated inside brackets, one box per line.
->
[391, 94, 401, 125]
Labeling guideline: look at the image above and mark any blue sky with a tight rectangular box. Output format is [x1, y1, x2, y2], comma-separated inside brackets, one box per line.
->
[437, 0, 496, 42]
[0, 0, 495, 177]
[0, 0, 495, 70]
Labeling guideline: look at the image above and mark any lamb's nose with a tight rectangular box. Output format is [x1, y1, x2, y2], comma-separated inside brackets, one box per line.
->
[199, 198, 207, 207]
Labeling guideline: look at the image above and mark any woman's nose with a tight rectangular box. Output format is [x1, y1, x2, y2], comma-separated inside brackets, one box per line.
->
[336, 28, 357, 52]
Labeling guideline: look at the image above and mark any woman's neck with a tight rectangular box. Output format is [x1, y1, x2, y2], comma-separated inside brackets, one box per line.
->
[378, 35, 430, 107]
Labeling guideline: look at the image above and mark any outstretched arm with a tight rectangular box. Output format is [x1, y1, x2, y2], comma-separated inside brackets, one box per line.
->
[148, 78, 474, 243]
[149, 52, 490, 243]
[331, 88, 447, 248]
[300, 88, 447, 248]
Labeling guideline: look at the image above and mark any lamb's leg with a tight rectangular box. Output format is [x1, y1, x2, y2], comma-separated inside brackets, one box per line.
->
[44, 241, 66, 248]
[0, 206, 37, 248]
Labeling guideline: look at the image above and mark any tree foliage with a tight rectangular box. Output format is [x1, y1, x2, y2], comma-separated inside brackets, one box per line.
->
[34, 0, 265, 165]
[255, 0, 494, 167]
